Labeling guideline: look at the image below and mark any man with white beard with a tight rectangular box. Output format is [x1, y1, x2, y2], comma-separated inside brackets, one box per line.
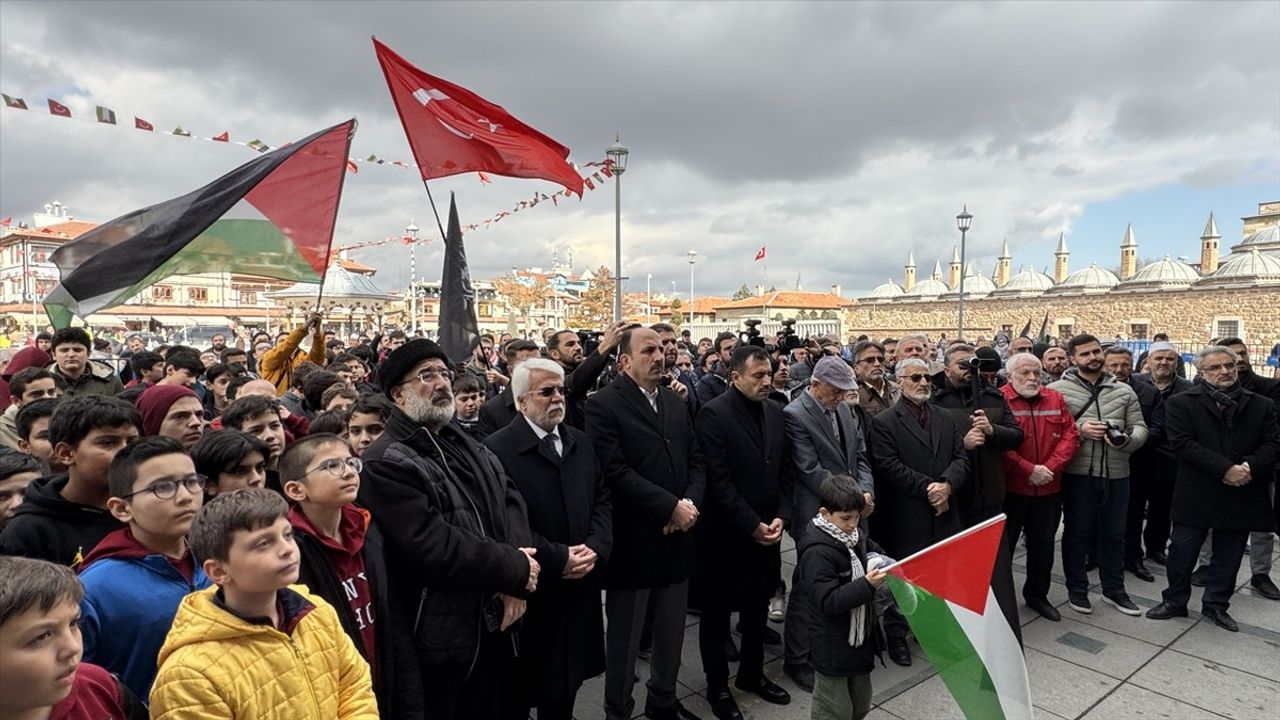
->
[357, 339, 538, 718]
[1000, 353, 1080, 621]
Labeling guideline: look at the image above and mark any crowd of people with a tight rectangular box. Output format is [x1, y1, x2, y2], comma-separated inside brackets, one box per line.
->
[0, 315, 1276, 720]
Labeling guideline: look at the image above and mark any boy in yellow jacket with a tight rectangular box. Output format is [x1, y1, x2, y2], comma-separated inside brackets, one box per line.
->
[257, 312, 327, 397]
[149, 488, 377, 719]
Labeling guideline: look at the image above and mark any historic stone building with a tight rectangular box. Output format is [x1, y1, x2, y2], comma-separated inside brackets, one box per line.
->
[848, 202, 1280, 344]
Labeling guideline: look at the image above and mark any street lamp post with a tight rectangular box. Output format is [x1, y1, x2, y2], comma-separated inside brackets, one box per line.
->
[955, 205, 973, 340]
[646, 273, 652, 320]
[687, 249, 698, 326]
[406, 220, 419, 335]
[606, 136, 630, 323]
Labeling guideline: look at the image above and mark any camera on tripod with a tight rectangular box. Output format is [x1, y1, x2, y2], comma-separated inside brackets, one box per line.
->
[739, 319, 767, 348]
[777, 319, 802, 352]
[965, 354, 1002, 373]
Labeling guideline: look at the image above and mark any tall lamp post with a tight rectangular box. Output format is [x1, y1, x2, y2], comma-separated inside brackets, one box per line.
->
[955, 205, 972, 340]
[406, 219, 419, 335]
[646, 273, 652, 320]
[606, 136, 630, 322]
[687, 249, 698, 326]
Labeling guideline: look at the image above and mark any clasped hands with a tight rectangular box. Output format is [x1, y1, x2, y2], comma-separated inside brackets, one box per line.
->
[926, 481, 950, 516]
[752, 517, 785, 546]
[662, 498, 699, 535]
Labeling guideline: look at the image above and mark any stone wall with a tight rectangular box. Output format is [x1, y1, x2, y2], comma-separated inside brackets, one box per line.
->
[845, 286, 1280, 343]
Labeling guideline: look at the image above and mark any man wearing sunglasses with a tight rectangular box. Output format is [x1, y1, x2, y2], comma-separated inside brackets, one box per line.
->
[357, 339, 537, 718]
[850, 340, 898, 418]
[484, 358, 612, 720]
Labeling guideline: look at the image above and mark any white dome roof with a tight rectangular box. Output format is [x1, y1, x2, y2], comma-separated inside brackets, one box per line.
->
[1046, 263, 1119, 294]
[902, 276, 950, 298]
[1120, 255, 1199, 290]
[1231, 223, 1279, 254]
[942, 267, 996, 298]
[862, 279, 904, 300]
[992, 267, 1054, 296]
[1198, 248, 1280, 287]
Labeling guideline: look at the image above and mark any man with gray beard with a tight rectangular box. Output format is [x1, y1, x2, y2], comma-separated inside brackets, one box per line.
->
[358, 339, 538, 719]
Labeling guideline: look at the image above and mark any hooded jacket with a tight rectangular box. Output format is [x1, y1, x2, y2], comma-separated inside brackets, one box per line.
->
[50, 662, 147, 720]
[0, 474, 122, 567]
[1000, 384, 1080, 495]
[1048, 368, 1148, 479]
[48, 358, 124, 399]
[258, 324, 327, 396]
[0, 346, 53, 413]
[149, 585, 379, 720]
[79, 528, 211, 700]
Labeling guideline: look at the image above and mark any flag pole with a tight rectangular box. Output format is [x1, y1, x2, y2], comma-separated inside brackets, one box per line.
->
[421, 180, 449, 244]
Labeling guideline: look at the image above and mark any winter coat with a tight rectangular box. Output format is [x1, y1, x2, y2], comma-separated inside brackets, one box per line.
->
[0, 474, 122, 567]
[1000, 385, 1080, 496]
[0, 346, 52, 412]
[476, 387, 517, 439]
[78, 529, 211, 700]
[798, 529, 883, 677]
[50, 662, 147, 720]
[48, 359, 124, 399]
[783, 390, 872, 542]
[257, 324, 326, 396]
[929, 373, 1025, 523]
[1132, 374, 1193, 461]
[149, 585, 379, 720]
[0, 403, 19, 450]
[1165, 384, 1280, 532]
[356, 407, 533, 671]
[1048, 368, 1148, 479]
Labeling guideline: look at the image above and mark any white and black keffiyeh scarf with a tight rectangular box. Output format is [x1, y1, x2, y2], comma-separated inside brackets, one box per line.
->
[812, 513, 868, 645]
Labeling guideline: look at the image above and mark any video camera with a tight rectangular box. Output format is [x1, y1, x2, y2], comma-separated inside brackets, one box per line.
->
[739, 319, 767, 348]
[965, 354, 1002, 373]
[577, 329, 604, 357]
[777, 319, 802, 352]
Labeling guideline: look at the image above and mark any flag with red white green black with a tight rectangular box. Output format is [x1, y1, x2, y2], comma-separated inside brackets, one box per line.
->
[884, 514, 1033, 720]
[43, 119, 356, 327]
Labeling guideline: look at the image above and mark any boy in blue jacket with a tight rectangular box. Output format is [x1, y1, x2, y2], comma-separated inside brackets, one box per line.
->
[799, 474, 888, 720]
[78, 436, 212, 701]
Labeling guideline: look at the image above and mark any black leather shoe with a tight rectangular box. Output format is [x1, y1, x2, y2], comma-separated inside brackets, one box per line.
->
[1126, 560, 1155, 582]
[735, 676, 791, 705]
[1251, 574, 1280, 600]
[1146, 550, 1168, 566]
[1026, 597, 1061, 622]
[782, 663, 814, 693]
[1190, 566, 1209, 587]
[1145, 602, 1188, 620]
[644, 700, 703, 720]
[706, 687, 742, 720]
[1202, 608, 1239, 632]
[723, 637, 740, 662]
[887, 636, 913, 666]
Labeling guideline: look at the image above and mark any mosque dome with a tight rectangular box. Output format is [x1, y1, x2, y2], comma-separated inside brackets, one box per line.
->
[1197, 248, 1280, 288]
[901, 276, 950, 299]
[1230, 223, 1279, 254]
[862, 279, 905, 301]
[941, 265, 995, 298]
[1118, 255, 1199, 291]
[991, 266, 1054, 297]
[1045, 263, 1119, 294]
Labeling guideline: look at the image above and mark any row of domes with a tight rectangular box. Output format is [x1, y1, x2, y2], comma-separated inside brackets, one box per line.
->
[863, 222, 1279, 301]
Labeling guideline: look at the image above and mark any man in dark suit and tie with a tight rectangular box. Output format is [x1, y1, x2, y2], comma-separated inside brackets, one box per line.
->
[696, 345, 793, 720]
[781, 356, 875, 688]
[484, 358, 613, 720]
[586, 327, 707, 720]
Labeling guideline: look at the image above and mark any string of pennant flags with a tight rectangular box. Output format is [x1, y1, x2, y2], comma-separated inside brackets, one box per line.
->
[1, 92, 617, 238]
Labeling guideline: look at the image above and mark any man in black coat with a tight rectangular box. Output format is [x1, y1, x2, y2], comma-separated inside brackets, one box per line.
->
[695, 332, 739, 408]
[1131, 342, 1193, 567]
[586, 327, 707, 720]
[695, 345, 793, 720]
[1105, 345, 1166, 582]
[869, 357, 969, 560]
[484, 358, 612, 720]
[546, 322, 626, 430]
[357, 339, 538, 719]
[1147, 345, 1280, 631]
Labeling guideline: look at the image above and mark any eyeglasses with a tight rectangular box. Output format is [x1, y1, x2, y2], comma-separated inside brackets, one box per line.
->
[403, 367, 455, 385]
[302, 457, 363, 480]
[858, 356, 885, 365]
[120, 474, 208, 500]
[529, 385, 568, 398]
[901, 373, 930, 383]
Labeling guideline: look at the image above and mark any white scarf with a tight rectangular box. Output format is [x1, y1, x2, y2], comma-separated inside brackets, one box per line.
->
[812, 513, 867, 646]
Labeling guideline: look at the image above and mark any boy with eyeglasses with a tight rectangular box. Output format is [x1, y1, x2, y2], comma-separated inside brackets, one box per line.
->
[78, 436, 211, 700]
[282, 433, 409, 717]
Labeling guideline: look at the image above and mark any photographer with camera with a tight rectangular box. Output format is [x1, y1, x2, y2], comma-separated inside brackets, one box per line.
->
[1049, 334, 1148, 618]
[546, 322, 628, 430]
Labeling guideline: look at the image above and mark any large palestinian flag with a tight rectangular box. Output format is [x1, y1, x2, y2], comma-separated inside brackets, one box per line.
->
[43, 119, 357, 327]
[885, 514, 1033, 720]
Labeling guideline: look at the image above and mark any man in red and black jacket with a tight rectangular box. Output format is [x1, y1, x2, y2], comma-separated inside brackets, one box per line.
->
[1001, 352, 1080, 622]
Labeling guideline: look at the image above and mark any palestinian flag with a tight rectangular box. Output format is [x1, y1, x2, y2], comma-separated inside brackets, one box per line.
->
[3, 94, 27, 109]
[43, 119, 356, 327]
[885, 515, 1033, 720]
[95, 105, 117, 124]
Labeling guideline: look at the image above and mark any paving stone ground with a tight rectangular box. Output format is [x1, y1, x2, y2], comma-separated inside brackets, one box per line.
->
[570, 532, 1280, 719]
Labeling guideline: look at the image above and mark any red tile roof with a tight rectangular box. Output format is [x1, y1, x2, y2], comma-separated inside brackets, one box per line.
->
[714, 291, 851, 311]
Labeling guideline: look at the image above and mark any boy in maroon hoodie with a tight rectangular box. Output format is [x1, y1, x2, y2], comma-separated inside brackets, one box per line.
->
[281, 433, 415, 718]
[0, 556, 147, 719]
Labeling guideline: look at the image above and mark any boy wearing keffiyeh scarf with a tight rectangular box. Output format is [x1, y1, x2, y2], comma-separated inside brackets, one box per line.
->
[798, 475, 889, 720]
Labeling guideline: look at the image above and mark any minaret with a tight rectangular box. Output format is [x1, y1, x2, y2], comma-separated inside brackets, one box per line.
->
[1120, 223, 1138, 280]
[931, 260, 944, 281]
[1053, 232, 1069, 284]
[996, 238, 1011, 287]
[1199, 212, 1220, 274]
[904, 250, 917, 290]
[948, 245, 962, 289]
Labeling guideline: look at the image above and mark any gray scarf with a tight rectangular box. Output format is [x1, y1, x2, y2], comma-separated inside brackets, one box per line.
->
[812, 513, 868, 645]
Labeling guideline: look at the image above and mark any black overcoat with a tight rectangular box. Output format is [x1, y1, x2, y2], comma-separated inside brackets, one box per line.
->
[484, 415, 612, 702]
[585, 373, 707, 590]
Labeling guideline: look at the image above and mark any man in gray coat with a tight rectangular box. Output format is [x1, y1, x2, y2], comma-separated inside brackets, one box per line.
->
[1049, 334, 1148, 618]
[781, 356, 875, 689]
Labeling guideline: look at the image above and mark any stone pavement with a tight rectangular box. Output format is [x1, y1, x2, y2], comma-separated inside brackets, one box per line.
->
[574, 533, 1280, 719]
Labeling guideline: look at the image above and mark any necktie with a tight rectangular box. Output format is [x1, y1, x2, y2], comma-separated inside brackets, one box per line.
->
[542, 432, 561, 463]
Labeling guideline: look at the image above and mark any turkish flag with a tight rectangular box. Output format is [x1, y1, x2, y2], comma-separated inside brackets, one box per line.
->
[212, 131, 229, 142]
[47, 99, 71, 117]
[373, 38, 584, 197]
[135, 117, 154, 131]
[755, 246, 767, 261]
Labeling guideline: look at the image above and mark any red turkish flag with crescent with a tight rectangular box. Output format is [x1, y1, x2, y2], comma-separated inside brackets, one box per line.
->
[47, 99, 71, 117]
[373, 37, 583, 197]
[755, 246, 767, 261]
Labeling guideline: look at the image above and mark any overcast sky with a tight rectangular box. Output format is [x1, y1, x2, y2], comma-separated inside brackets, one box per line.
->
[2, 1, 1277, 300]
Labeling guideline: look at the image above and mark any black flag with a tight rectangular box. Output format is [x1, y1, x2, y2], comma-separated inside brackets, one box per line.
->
[1036, 311, 1050, 342]
[437, 193, 480, 364]
[1018, 317, 1032, 338]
